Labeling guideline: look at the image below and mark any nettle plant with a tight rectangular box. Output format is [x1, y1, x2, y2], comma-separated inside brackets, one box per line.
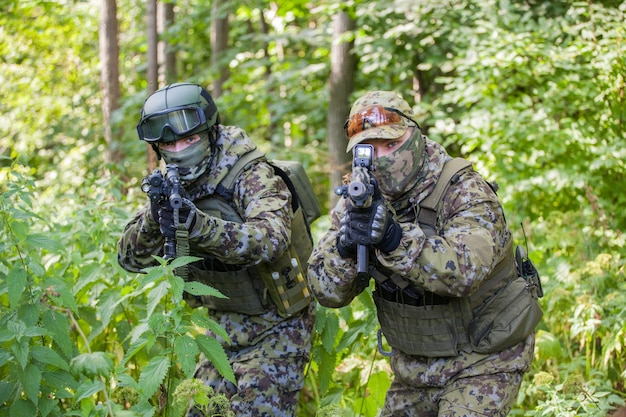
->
[0, 166, 233, 417]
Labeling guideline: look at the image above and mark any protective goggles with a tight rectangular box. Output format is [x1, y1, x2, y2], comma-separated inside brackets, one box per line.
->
[344, 106, 420, 138]
[137, 106, 207, 143]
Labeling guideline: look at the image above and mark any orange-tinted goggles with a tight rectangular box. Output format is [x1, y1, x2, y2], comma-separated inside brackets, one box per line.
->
[344, 106, 419, 138]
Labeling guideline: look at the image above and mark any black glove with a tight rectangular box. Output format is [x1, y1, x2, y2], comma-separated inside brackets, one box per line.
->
[149, 200, 161, 223]
[158, 203, 196, 239]
[337, 199, 402, 257]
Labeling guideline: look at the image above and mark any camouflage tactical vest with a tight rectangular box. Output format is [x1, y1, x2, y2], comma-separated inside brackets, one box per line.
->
[184, 152, 316, 318]
[373, 158, 542, 357]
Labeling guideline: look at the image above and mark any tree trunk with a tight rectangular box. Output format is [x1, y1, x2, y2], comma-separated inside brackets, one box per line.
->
[211, 0, 229, 98]
[327, 11, 356, 207]
[146, 0, 159, 170]
[159, 1, 176, 84]
[99, 0, 122, 164]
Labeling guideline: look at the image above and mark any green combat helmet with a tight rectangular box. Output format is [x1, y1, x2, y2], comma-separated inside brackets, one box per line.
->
[137, 83, 220, 157]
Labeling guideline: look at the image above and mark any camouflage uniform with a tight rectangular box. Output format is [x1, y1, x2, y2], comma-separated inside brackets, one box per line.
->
[308, 92, 534, 415]
[118, 125, 314, 417]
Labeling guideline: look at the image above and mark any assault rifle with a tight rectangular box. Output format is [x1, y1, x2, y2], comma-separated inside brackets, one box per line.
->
[141, 164, 184, 260]
[335, 144, 376, 282]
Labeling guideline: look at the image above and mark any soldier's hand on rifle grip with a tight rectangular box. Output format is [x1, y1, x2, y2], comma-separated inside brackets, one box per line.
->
[366, 177, 402, 253]
[337, 197, 402, 258]
[158, 204, 197, 239]
[373, 204, 402, 253]
[149, 200, 161, 224]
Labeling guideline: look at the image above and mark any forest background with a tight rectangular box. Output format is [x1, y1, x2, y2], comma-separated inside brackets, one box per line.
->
[1, 0, 625, 416]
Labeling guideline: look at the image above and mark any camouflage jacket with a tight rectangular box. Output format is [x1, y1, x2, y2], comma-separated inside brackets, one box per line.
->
[307, 138, 533, 382]
[118, 126, 302, 350]
[308, 138, 512, 306]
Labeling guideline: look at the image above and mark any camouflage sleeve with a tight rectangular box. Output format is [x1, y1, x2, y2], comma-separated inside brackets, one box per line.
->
[306, 199, 364, 308]
[117, 203, 164, 273]
[190, 162, 292, 265]
[376, 170, 511, 298]
[308, 170, 510, 305]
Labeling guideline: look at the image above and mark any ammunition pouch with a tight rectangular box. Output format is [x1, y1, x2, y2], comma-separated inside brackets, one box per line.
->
[468, 275, 543, 353]
[371, 241, 542, 357]
[373, 290, 472, 357]
[257, 206, 313, 318]
[185, 260, 267, 315]
[185, 190, 312, 317]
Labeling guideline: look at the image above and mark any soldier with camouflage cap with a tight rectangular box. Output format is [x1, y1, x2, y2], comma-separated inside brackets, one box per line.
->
[307, 91, 536, 416]
[118, 83, 314, 416]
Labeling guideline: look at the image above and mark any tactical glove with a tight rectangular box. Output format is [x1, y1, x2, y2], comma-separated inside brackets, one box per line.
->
[149, 200, 161, 223]
[158, 203, 197, 239]
[337, 199, 402, 257]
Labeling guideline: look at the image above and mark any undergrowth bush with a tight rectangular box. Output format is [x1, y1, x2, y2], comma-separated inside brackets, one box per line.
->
[0, 162, 233, 417]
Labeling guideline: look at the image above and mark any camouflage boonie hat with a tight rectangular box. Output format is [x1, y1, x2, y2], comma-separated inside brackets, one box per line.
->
[345, 91, 416, 152]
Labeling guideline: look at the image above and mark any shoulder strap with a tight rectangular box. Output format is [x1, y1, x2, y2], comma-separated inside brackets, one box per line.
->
[417, 157, 473, 229]
[214, 149, 267, 200]
[270, 164, 300, 215]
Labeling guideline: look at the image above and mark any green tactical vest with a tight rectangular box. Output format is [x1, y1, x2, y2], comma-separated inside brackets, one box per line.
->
[372, 158, 543, 357]
[183, 153, 315, 318]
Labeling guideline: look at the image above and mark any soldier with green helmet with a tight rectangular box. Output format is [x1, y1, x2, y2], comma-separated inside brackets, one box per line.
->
[118, 83, 315, 416]
[308, 91, 539, 416]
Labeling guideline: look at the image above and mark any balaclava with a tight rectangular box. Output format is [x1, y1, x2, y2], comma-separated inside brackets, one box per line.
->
[373, 128, 426, 198]
[159, 131, 214, 182]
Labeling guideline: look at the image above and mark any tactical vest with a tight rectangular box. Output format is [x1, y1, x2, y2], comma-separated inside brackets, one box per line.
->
[372, 158, 543, 357]
[183, 151, 316, 318]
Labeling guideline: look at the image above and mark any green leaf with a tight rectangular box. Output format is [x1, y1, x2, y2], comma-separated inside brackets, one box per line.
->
[70, 352, 114, 378]
[41, 370, 78, 394]
[25, 233, 64, 251]
[138, 265, 168, 288]
[11, 338, 29, 370]
[21, 363, 41, 403]
[0, 380, 14, 404]
[147, 281, 170, 317]
[129, 322, 151, 345]
[42, 310, 73, 359]
[31, 345, 69, 371]
[169, 274, 185, 301]
[120, 337, 149, 366]
[168, 256, 202, 269]
[190, 310, 230, 343]
[365, 371, 391, 406]
[115, 373, 139, 390]
[7, 267, 27, 310]
[321, 311, 339, 353]
[74, 379, 104, 402]
[174, 335, 199, 378]
[0, 349, 11, 367]
[317, 348, 336, 395]
[184, 281, 227, 299]
[195, 334, 235, 384]
[137, 355, 170, 399]
[9, 398, 37, 417]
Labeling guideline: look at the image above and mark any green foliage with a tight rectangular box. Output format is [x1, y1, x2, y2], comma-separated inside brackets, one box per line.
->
[2, 0, 626, 415]
[513, 252, 626, 415]
[299, 272, 392, 416]
[0, 164, 233, 416]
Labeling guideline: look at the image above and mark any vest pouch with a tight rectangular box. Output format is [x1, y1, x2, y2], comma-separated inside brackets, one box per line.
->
[187, 264, 267, 315]
[257, 245, 312, 318]
[469, 276, 543, 354]
[373, 292, 471, 357]
[290, 206, 314, 265]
